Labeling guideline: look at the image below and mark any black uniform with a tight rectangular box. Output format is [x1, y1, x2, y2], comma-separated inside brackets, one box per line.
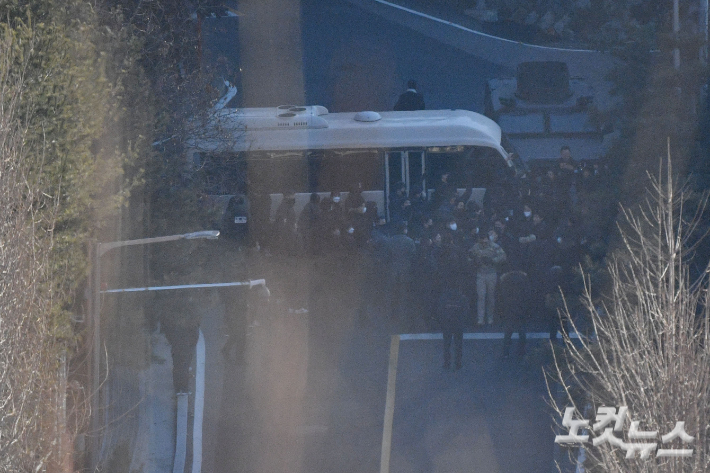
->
[437, 287, 470, 370]
[221, 194, 249, 245]
[394, 89, 425, 111]
[155, 290, 200, 393]
[497, 270, 531, 357]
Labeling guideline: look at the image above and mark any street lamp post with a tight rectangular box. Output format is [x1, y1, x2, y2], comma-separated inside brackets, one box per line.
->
[89, 230, 219, 471]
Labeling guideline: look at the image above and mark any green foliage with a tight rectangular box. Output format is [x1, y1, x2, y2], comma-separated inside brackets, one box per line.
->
[0, 0, 154, 334]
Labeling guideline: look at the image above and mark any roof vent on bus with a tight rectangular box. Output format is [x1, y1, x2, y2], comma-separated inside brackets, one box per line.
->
[236, 106, 329, 129]
[277, 105, 318, 118]
[354, 111, 381, 122]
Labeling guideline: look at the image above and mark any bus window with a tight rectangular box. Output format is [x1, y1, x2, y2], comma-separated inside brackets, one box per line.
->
[307, 152, 324, 192]
[307, 150, 382, 192]
[468, 148, 513, 188]
[426, 148, 469, 188]
[426, 146, 512, 190]
[247, 152, 308, 194]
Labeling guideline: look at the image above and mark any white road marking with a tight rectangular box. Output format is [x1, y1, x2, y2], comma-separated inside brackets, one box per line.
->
[380, 335, 400, 473]
[173, 393, 189, 473]
[399, 331, 579, 341]
[371, 0, 597, 52]
[192, 330, 206, 473]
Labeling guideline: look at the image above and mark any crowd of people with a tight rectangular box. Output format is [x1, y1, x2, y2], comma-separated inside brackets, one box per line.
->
[234, 146, 612, 358]
[374, 146, 609, 333]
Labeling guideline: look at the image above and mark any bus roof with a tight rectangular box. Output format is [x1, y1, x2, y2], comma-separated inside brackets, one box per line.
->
[189, 106, 508, 158]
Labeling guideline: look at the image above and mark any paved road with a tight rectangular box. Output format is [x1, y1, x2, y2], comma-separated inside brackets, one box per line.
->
[222, 0, 616, 112]
[391, 338, 555, 473]
[344, 0, 617, 81]
[200, 252, 563, 473]
[300, 0, 511, 113]
[192, 2, 615, 470]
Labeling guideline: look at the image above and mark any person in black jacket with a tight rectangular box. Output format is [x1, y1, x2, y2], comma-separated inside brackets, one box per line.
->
[394, 79, 425, 111]
[221, 194, 249, 246]
[153, 278, 201, 393]
[498, 269, 531, 358]
[437, 283, 470, 371]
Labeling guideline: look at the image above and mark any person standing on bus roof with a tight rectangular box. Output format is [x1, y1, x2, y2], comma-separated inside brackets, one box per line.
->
[394, 79, 425, 111]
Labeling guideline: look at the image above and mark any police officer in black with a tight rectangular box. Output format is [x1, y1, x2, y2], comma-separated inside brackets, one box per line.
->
[153, 279, 201, 393]
[394, 80, 425, 111]
[498, 270, 532, 358]
[437, 282, 470, 371]
[221, 194, 249, 246]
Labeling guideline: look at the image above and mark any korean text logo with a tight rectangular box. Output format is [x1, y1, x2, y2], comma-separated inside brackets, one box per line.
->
[555, 406, 694, 459]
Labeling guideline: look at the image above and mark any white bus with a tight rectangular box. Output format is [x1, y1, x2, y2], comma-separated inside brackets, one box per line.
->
[186, 105, 522, 220]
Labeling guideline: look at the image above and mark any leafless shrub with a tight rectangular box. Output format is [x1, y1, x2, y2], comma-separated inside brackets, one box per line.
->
[0, 29, 71, 472]
[550, 155, 710, 472]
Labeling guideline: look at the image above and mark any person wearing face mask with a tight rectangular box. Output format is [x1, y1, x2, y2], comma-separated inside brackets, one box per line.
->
[321, 191, 345, 252]
[443, 216, 464, 248]
[350, 201, 375, 248]
[469, 229, 507, 325]
[512, 203, 536, 271]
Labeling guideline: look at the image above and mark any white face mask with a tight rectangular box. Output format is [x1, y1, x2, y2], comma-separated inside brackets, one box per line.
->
[523, 211, 532, 218]
[347, 227, 354, 234]
[449, 223, 457, 231]
[333, 197, 341, 203]
[489, 235, 496, 242]
[361, 207, 367, 213]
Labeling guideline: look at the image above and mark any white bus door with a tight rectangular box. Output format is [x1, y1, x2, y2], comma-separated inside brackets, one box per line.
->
[384, 150, 425, 222]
